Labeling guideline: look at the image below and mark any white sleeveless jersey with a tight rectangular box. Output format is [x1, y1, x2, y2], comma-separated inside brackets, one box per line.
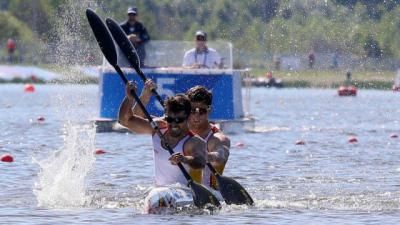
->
[152, 129, 192, 186]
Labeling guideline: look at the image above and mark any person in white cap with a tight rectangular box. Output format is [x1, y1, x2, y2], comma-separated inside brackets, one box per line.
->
[182, 31, 221, 69]
[120, 6, 150, 67]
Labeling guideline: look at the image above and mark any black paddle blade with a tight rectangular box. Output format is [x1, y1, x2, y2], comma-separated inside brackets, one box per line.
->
[216, 175, 254, 205]
[106, 17, 165, 105]
[105, 18, 141, 71]
[85, 8, 117, 66]
[189, 180, 221, 209]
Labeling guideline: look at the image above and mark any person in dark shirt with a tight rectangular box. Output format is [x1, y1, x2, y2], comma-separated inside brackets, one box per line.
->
[120, 7, 150, 67]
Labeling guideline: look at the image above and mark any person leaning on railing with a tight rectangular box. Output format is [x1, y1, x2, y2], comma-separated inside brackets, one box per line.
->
[182, 31, 222, 69]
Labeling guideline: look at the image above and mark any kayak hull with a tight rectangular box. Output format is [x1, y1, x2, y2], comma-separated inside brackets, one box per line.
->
[144, 185, 222, 214]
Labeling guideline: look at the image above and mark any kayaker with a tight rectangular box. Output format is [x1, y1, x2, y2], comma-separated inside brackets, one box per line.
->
[186, 85, 230, 190]
[118, 82, 207, 186]
[133, 80, 230, 190]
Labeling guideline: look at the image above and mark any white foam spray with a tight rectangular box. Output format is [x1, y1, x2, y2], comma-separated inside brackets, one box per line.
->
[34, 0, 100, 208]
[34, 123, 96, 207]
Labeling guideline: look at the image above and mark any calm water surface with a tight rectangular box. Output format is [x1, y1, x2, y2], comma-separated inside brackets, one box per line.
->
[1, 84, 399, 224]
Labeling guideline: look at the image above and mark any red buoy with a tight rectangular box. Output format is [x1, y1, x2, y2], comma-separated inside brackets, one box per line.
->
[95, 149, 106, 155]
[24, 84, 35, 93]
[390, 133, 398, 138]
[338, 86, 357, 96]
[295, 140, 306, 145]
[1, 154, 14, 163]
[348, 136, 358, 143]
[37, 116, 45, 122]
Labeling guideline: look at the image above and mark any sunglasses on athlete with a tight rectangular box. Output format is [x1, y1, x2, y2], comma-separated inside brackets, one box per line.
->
[190, 107, 209, 115]
[165, 116, 187, 124]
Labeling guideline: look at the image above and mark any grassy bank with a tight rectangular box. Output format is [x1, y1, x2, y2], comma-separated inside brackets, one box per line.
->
[250, 69, 397, 89]
[0, 64, 397, 90]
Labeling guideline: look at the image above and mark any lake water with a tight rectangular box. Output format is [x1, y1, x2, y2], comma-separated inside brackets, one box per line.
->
[1, 84, 399, 224]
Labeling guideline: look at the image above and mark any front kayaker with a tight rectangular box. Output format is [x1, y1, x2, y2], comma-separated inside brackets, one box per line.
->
[118, 82, 208, 212]
[119, 83, 207, 213]
[135, 81, 230, 191]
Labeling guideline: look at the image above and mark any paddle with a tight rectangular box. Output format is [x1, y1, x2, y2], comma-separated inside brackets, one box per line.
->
[104, 18, 163, 106]
[105, 17, 253, 206]
[85, 8, 220, 209]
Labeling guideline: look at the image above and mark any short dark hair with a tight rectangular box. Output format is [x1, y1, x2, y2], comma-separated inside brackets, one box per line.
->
[186, 85, 212, 106]
[164, 94, 191, 117]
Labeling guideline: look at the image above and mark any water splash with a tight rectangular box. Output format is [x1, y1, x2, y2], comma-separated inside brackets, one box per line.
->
[33, 0, 100, 208]
[47, 0, 101, 83]
[34, 123, 96, 208]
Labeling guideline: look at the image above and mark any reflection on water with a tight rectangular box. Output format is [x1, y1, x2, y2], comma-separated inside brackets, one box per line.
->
[0, 85, 400, 224]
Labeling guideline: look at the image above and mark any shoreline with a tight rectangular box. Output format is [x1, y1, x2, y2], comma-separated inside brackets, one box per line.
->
[0, 65, 397, 90]
[1, 78, 395, 90]
[249, 69, 397, 90]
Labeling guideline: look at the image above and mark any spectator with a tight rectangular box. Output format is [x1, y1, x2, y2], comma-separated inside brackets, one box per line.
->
[273, 54, 281, 70]
[6, 38, 16, 63]
[332, 52, 339, 69]
[120, 6, 150, 67]
[346, 71, 352, 83]
[308, 50, 315, 69]
[182, 31, 221, 69]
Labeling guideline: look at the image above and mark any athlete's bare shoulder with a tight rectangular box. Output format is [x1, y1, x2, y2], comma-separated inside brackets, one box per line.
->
[211, 131, 230, 148]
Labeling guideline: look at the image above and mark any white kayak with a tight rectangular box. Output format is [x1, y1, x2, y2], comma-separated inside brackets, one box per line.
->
[144, 184, 223, 214]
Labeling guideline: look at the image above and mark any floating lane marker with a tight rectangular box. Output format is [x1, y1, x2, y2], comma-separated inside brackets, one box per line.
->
[295, 140, 306, 145]
[94, 149, 106, 155]
[24, 84, 35, 93]
[348, 136, 358, 143]
[234, 142, 245, 148]
[1, 154, 14, 163]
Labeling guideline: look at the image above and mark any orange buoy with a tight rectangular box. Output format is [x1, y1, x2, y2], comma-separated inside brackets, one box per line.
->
[348, 136, 358, 143]
[37, 116, 45, 122]
[390, 133, 398, 138]
[1, 154, 14, 163]
[24, 84, 35, 93]
[295, 140, 306, 145]
[95, 149, 106, 155]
